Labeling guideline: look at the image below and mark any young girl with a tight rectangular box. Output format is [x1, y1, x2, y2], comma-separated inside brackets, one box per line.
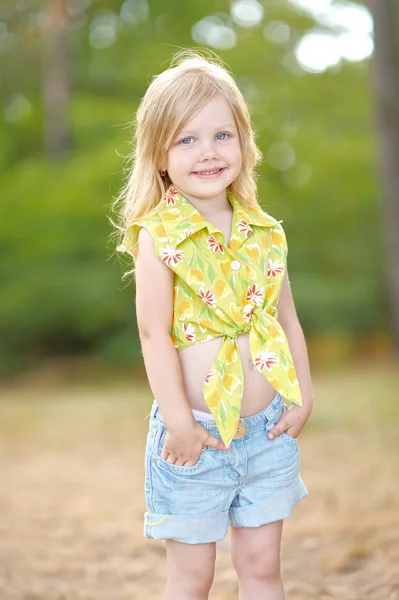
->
[116, 50, 313, 600]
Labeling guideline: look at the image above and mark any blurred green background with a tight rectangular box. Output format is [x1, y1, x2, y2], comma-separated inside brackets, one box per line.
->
[2, 5, 399, 598]
[1, 0, 397, 379]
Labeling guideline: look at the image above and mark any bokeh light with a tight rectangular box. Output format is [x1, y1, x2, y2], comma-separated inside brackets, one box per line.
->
[192, 16, 237, 51]
[291, 1, 374, 72]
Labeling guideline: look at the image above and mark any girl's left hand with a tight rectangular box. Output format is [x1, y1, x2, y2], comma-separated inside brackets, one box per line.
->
[267, 403, 312, 440]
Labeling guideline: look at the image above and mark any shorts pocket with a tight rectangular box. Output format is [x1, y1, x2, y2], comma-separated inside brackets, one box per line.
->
[281, 431, 299, 447]
[153, 425, 205, 475]
[265, 401, 285, 433]
[265, 401, 299, 451]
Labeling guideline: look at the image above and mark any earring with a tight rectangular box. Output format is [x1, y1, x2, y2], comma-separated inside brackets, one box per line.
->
[160, 170, 167, 177]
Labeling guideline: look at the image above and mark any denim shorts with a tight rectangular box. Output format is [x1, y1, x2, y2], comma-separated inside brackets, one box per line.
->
[143, 392, 308, 544]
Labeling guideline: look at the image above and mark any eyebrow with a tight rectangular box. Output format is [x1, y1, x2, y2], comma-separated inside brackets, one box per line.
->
[178, 123, 237, 136]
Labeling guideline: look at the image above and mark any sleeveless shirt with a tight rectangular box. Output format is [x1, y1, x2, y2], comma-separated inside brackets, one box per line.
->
[119, 186, 302, 445]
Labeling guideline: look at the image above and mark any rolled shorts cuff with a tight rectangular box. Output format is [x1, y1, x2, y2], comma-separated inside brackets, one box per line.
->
[144, 511, 230, 544]
[229, 476, 309, 528]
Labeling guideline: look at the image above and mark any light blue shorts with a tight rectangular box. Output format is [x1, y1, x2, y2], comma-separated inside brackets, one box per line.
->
[144, 392, 308, 544]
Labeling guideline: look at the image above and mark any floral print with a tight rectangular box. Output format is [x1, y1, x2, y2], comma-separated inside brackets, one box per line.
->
[160, 246, 184, 267]
[237, 219, 252, 237]
[177, 299, 193, 321]
[204, 369, 216, 385]
[254, 351, 279, 372]
[243, 305, 254, 321]
[183, 323, 196, 342]
[267, 259, 285, 278]
[247, 283, 264, 306]
[119, 186, 302, 446]
[163, 186, 179, 206]
[207, 236, 225, 254]
[198, 288, 216, 308]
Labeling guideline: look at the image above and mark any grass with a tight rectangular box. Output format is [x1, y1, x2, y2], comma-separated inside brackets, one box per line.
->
[0, 359, 398, 599]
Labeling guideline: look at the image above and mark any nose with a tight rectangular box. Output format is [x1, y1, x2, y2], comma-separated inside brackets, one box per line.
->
[199, 138, 219, 161]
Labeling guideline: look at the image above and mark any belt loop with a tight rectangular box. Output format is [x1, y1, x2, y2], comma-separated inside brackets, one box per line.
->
[264, 402, 274, 420]
[150, 400, 159, 420]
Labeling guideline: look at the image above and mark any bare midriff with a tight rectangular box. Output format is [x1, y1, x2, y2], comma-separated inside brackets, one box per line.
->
[177, 333, 278, 417]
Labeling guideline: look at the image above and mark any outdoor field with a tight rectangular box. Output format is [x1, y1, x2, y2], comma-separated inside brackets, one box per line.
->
[2, 1, 399, 599]
[1, 360, 398, 600]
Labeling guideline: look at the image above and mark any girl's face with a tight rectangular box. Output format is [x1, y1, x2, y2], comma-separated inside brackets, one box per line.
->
[165, 94, 242, 204]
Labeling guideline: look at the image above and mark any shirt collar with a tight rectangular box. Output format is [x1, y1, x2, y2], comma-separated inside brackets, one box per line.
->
[157, 186, 280, 248]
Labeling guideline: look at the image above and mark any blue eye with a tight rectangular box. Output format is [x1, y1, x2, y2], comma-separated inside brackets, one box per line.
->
[216, 132, 230, 140]
[181, 137, 195, 145]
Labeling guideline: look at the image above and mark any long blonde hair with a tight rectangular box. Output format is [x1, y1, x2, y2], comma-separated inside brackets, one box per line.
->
[113, 48, 263, 247]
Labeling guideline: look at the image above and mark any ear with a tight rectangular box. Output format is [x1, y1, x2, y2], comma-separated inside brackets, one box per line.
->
[158, 152, 167, 172]
[159, 160, 168, 178]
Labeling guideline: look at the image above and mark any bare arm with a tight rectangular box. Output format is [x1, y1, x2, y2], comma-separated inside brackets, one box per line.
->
[277, 270, 314, 411]
[267, 269, 313, 440]
[135, 227, 229, 463]
[135, 227, 196, 432]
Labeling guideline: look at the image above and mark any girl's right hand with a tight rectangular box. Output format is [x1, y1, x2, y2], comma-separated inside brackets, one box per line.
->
[160, 422, 230, 467]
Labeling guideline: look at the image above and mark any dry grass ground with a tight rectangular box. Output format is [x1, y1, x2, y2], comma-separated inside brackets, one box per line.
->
[0, 361, 398, 600]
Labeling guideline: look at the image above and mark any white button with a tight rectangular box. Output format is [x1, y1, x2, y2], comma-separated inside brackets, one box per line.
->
[231, 260, 241, 271]
[244, 304, 253, 313]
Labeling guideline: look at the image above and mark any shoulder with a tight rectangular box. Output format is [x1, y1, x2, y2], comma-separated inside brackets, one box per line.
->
[233, 194, 283, 229]
[252, 205, 283, 230]
[118, 204, 164, 260]
[246, 202, 288, 253]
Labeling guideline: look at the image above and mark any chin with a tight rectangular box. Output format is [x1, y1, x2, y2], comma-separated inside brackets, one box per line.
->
[189, 184, 226, 198]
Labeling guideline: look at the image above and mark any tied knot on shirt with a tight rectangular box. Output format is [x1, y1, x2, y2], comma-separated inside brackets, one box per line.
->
[119, 185, 303, 446]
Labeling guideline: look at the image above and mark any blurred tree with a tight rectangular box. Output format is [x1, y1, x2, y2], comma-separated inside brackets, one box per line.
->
[42, 0, 70, 159]
[369, 0, 399, 350]
[0, 0, 394, 376]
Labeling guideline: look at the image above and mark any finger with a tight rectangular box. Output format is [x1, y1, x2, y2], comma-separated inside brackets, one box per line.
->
[162, 450, 176, 464]
[284, 428, 298, 439]
[206, 434, 231, 451]
[267, 421, 288, 440]
[182, 460, 196, 467]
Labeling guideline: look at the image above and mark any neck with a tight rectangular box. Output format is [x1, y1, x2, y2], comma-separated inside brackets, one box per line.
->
[175, 186, 231, 216]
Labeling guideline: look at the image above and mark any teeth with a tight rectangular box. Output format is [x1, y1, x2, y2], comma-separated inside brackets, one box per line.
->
[196, 168, 221, 175]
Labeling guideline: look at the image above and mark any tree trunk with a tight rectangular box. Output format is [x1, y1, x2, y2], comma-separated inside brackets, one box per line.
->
[42, 0, 70, 159]
[369, 0, 399, 350]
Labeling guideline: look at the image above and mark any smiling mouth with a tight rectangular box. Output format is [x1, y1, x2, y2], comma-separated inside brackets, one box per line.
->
[193, 167, 225, 176]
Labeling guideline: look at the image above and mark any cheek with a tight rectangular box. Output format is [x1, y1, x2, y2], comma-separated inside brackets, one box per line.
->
[165, 153, 177, 176]
[226, 137, 242, 157]
[230, 143, 243, 168]
[166, 149, 191, 174]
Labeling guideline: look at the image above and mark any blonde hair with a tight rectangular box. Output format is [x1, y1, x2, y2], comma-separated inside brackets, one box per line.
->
[113, 48, 263, 248]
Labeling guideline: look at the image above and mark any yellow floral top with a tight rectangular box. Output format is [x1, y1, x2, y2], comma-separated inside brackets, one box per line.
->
[119, 186, 302, 445]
